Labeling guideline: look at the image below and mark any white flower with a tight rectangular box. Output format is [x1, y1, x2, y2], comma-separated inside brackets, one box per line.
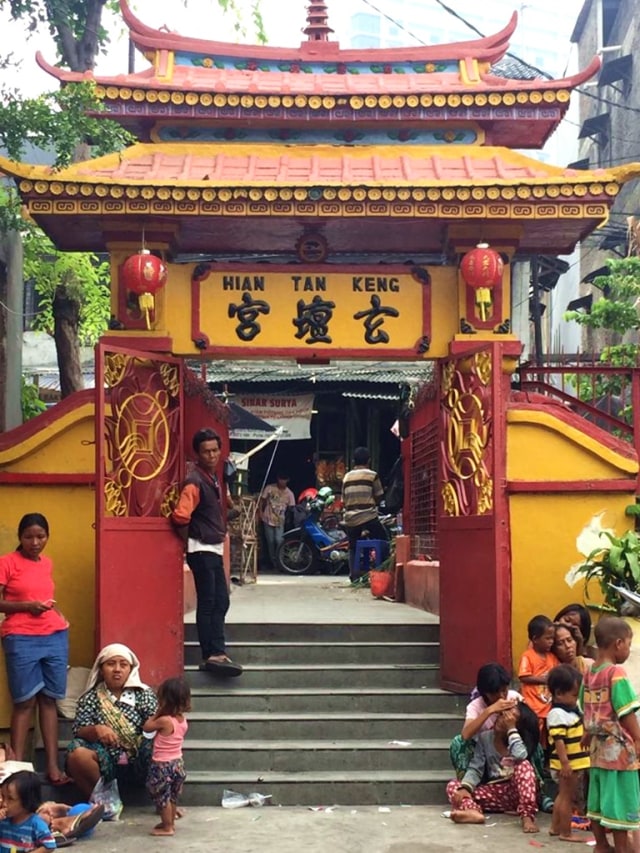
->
[565, 512, 615, 589]
[565, 563, 587, 589]
[576, 512, 614, 559]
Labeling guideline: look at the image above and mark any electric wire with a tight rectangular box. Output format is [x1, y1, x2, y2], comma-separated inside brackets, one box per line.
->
[358, 0, 640, 116]
[0, 299, 42, 318]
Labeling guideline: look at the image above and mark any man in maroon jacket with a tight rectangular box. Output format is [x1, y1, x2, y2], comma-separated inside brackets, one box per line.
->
[172, 428, 242, 676]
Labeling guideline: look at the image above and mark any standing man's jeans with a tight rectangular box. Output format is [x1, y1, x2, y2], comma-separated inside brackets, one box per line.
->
[346, 517, 389, 582]
[186, 551, 229, 660]
[264, 523, 285, 569]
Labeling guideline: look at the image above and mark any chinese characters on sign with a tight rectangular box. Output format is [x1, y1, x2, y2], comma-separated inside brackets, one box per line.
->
[195, 268, 430, 354]
[228, 292, 270, 341]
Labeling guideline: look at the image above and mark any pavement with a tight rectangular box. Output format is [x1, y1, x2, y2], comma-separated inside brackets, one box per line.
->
[71, 804, 564, 852]
[206, 572, 440, 626]
[70, 578, 568, 850]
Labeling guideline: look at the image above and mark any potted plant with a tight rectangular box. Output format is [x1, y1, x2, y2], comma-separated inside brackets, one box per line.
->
[568, 509, 640, 682]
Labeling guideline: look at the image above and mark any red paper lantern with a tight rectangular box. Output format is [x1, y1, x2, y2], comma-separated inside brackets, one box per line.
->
[121, 250, 168, 328]
[460, 242, 503, 322]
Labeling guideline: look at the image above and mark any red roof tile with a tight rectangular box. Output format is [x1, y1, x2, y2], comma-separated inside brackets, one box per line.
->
[36, 56, 600, 97]
[17, 143, 608, 186]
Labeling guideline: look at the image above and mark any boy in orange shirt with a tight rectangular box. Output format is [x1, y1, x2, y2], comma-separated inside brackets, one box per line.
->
[518, 615, 559, 731]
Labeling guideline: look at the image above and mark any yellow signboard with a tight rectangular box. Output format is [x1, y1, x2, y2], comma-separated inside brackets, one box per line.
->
[192, 265, 431, 357]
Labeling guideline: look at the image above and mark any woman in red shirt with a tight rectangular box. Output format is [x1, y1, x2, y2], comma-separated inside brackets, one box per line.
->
[0, 513, 70, 785]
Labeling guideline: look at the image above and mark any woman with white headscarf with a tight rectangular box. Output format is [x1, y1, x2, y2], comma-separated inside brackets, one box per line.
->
[66, 644, 158, 797]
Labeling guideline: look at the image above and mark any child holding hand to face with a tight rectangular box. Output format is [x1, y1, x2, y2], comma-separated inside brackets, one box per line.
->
[450, 662, 521, 778]
[446, 701, 541, 834]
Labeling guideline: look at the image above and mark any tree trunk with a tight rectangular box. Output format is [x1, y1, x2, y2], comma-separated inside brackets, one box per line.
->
[53, 285, 84, 398]
[47, 1, 105, 390]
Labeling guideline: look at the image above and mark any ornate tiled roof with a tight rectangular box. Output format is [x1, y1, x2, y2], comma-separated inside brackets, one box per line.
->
[35, 51, 597, 98]
[3, 143, 624, 189]
[31, 1, 600, 152]
[5, 2, 622, 259]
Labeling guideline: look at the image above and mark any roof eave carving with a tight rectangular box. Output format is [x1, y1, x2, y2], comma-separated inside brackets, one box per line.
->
[119, 0, 517, 65]
[34, 52, 601, 96]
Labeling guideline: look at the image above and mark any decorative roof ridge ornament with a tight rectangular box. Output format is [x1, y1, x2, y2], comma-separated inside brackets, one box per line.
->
[303, 1, 334, 42]
[96, 0, 520, 65]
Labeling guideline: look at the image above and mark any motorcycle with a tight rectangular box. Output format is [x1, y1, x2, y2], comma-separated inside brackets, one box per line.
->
[277, 490, 349, 575]
[277, 489, 397, 576]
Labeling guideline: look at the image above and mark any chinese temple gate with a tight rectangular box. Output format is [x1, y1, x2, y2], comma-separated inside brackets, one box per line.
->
[0, 0, 638, 692]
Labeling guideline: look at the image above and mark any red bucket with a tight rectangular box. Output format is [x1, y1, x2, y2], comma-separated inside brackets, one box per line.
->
[369, 570, 394, 599]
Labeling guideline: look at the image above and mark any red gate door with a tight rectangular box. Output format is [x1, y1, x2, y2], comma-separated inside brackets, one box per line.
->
[95, 342, 185, 685]
[438, 342, 511, 692]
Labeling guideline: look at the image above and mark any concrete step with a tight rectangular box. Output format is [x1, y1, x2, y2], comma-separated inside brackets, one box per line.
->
[180, 769, 453, 806]
[199, 623, 440, 644]
[184, 641, 439, 666]
[174, 712, 462, 740]
[188, 686, 463, 714]
[182, 738, 451, 772]
[185, 663, 442, 689]
[48, 618, 452, 806]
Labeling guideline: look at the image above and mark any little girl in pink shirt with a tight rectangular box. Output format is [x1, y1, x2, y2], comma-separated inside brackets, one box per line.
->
[143, 677, 191, 836]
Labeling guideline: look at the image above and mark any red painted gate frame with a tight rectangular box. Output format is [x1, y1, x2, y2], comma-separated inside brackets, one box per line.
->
[438, 341, 512, 692]
[95, 341, 185, 685]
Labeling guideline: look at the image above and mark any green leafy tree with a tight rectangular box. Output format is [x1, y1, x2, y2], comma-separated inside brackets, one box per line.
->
[0, 81, 134, 167]
[0, 0, 264, 396]
[564, 257, 640, 424]
[2, 0, 265, 72]
[21, 375, 47, 421]
[23, 226, 111, 398]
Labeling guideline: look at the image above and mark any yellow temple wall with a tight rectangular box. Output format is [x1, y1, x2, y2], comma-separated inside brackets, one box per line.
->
[0, 394, 97, 728]
[507, 406, 637, 670]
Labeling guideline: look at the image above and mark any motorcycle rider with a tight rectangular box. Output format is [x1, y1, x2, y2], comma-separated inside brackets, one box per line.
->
[341, 447, 389, 583]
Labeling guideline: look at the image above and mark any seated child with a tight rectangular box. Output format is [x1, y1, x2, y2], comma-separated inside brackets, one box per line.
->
[0, 770, 56, 853]
[450, 663, 521, 777]
[581, 616, 640, 853]
[546, 664, 590, 842]
[445, 701, 540, 834]
[518, 614, 559, 731]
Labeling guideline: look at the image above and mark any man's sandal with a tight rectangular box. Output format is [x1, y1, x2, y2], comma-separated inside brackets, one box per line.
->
[199, 657, 243, 677]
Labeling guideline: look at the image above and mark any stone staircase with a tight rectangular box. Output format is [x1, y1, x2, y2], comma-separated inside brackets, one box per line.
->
[45, 620, 463, 806]
[180, 621, 463, 806]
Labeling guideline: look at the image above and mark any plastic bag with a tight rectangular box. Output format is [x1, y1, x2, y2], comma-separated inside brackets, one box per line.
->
[248, 793, 271, 807]
[222, 789, 250, 809]
[90, 776, 123, 821]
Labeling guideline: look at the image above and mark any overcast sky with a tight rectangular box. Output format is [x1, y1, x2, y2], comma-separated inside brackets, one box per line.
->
[0, 0, 586, 96]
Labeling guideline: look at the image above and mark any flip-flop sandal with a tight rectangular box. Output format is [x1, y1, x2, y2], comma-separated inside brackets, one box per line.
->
[51, 831, 75, 848]
[200, 658, 243, 677]
[69, 803, 106, 838]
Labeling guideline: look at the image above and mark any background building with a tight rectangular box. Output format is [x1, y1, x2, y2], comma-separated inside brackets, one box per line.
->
[570, 0, 640, 352]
